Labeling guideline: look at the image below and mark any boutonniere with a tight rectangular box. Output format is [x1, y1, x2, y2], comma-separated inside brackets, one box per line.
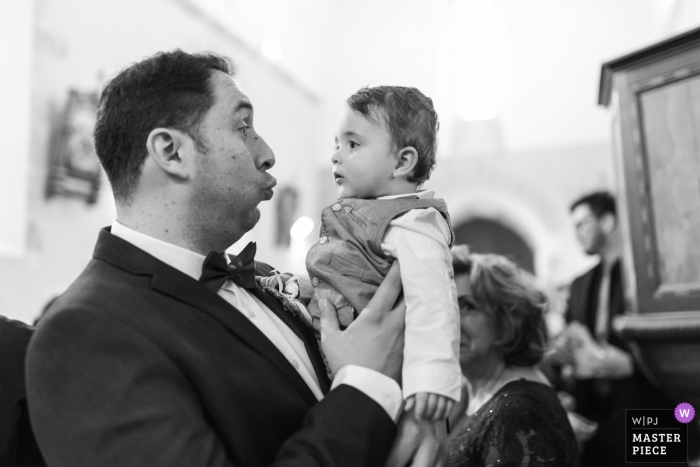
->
[257, 271, 314, 327]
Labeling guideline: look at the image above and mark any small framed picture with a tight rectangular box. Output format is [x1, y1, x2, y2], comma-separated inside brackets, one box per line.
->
[46, 89, 102, 204]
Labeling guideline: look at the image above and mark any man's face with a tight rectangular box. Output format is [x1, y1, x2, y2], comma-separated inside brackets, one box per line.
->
[331, 104, 397, 199]
[191, 71, 276, 238]
[572, 204, 606, 255]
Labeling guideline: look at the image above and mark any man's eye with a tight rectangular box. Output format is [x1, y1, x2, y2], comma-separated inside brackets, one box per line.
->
[240, 122, 250, 135]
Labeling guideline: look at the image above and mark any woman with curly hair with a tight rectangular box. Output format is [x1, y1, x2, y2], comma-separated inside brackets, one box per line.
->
[447, 248, 579, 467]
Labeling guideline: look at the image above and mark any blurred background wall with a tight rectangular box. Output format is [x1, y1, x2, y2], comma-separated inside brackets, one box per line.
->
[2, 0, 699, 324]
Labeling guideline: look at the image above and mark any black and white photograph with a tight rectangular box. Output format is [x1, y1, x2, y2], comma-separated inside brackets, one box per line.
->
[1, 1, 699, 466]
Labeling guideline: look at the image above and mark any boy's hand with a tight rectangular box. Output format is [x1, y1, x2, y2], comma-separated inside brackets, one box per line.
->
[405, 393, 455, 422]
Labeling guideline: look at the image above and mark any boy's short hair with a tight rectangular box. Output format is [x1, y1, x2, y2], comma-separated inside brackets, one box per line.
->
[347, 86, 439, 185]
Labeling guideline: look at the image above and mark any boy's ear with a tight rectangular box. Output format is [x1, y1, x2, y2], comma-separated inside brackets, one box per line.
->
[145, 128, 191, 180]
[393, 146, 419, 179]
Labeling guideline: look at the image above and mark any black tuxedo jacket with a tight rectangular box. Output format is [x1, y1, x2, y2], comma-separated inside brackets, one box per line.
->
[26, 228, 395, 467]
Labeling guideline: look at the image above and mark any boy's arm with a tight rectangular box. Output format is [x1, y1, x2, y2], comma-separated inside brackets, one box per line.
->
[382, 208, 462, 404]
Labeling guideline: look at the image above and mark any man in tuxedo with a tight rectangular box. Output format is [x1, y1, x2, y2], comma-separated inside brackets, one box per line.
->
[26, 50, 412, 467]
[552, 191, 674, 466]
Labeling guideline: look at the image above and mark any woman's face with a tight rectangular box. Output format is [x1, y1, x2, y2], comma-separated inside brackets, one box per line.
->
[455, 273, 499, 370]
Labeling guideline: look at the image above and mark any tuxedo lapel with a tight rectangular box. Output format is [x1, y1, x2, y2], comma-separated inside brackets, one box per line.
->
[250, 288, 331, 393]
[93, 228, 319, 406]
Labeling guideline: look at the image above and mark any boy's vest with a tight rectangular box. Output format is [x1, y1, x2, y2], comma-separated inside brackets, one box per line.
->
[305, 197, 454, 328]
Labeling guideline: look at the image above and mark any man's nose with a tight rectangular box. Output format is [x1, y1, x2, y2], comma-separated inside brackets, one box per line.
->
[256, 135, 275, 170]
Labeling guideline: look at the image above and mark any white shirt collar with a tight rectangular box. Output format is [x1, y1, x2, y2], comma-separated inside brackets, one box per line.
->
[376, 189, 435, 200]
[111, 220, 208, 281]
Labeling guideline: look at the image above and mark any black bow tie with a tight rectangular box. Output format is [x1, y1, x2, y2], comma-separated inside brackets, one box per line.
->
[200, 242, 257, 292]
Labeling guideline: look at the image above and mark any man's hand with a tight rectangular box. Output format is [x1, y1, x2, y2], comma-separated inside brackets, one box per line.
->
[556, 322, 634, 379]
[384, 409, 447, 467]
[320, 262, 405, 381]
[547, 341, 576, 367]
[585, 345, 634, 379]
[547, 326, 577, 366]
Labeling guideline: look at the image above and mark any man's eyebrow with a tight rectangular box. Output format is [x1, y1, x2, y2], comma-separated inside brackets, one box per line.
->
[234, 101, 253, 113]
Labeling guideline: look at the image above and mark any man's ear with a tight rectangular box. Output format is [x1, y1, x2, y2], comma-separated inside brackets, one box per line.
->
[599, 213, 616, 235]
[393, 146, 419, 179]
[145, 128, 190, 180]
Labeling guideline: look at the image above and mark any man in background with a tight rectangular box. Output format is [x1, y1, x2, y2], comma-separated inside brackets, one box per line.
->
[552, 191, 678, 466]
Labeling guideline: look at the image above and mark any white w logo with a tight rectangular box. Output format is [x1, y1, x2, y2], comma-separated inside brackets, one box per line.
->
[680, 409, 691, 418]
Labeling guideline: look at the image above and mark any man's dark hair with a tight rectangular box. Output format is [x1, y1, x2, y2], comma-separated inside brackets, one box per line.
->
[570, 190, 617, 218]
[94, 50, 235, 202]
[346, 86, 439, 185]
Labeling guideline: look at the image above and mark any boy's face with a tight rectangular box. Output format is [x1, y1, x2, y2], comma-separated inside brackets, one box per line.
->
[332, 104, 397, 199]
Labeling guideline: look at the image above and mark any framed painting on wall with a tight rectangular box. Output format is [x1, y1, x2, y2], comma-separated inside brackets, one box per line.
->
[46, 89, 102, 204]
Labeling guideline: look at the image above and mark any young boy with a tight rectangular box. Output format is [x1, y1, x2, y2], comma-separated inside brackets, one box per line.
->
[306, 85, 461, 422]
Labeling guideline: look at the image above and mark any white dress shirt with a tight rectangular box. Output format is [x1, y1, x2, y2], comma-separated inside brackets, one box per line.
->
[378, 190, 462, 402]
[111, 221, 402, 419]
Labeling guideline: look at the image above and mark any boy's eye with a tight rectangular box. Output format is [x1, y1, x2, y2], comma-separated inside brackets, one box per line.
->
[349, 141, 358, 149]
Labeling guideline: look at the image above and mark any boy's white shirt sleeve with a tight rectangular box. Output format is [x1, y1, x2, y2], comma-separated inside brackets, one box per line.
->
[381, 207, 462, 402]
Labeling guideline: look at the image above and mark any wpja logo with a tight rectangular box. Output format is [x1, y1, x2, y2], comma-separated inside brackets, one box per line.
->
[626, 404, 694, 463]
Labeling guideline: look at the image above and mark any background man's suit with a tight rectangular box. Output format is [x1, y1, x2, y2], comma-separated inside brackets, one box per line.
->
[566, 260, 684, 466]
[26, 228, 395, 467]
